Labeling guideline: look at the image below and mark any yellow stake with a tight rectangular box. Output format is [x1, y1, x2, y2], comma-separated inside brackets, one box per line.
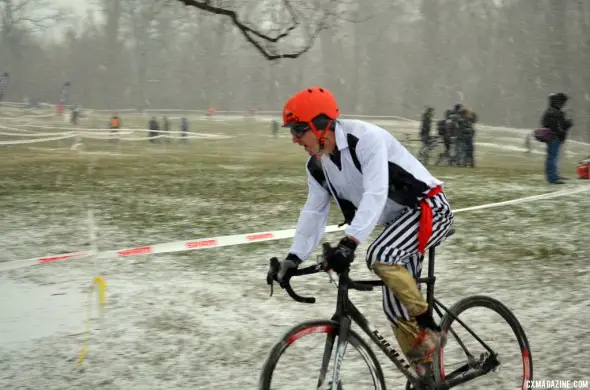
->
[77, 276, 107, 368]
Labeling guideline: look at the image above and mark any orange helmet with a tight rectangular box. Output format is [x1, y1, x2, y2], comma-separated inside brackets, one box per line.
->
[282, 87, 339, 147]
[282, 87, 339, 126]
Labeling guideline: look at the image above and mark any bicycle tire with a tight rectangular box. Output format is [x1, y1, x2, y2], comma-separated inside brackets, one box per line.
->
[432, 295, 533, 389]
[259, 320, 387, 390]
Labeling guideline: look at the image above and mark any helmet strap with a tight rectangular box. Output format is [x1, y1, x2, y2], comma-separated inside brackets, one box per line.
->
[309, 119, 333, 153]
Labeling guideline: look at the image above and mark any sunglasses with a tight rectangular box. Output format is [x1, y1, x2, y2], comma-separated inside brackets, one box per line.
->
[287, 122, 311, 138]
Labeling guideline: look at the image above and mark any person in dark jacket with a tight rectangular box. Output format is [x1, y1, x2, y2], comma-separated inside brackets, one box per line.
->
[435, 110, 453, 166]
[0, 72, 9, 102]
[541, 92, 573, 184]
[416, 107, 436, 165]
[148, 116, 160, 143]
[162, 116, 170, 143]
[180, 117, 189, 143]
[420, 107, 434, 144]
[461, 109, 476, 168]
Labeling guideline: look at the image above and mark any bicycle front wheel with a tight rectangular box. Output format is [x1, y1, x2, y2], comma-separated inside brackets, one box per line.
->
[259, 320, 387, 390]
[433, 295, 533, 389]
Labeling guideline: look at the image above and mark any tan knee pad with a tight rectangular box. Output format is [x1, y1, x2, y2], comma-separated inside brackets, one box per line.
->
[391, 318, 420, 355]
[373, 261, 428, 317]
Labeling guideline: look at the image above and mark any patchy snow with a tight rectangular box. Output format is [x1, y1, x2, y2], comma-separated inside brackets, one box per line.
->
[477, 141, 582, 156]
[217, 164, 248, 171]
[1, 115, 589, 389]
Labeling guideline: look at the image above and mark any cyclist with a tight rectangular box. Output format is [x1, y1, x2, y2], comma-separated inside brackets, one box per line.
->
[272, 86, 454, 370]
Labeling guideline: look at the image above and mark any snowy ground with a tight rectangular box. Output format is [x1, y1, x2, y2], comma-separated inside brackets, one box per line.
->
[1, 109, 589, 389]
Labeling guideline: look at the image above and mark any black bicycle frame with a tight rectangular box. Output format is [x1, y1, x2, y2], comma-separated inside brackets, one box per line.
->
[318, 245, 498, 390]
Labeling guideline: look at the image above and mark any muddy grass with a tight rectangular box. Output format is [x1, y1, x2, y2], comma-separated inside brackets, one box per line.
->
[0, 111, 589, 389]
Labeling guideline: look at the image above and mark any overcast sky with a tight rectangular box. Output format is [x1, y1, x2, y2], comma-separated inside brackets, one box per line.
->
[53, 0, 92, 16]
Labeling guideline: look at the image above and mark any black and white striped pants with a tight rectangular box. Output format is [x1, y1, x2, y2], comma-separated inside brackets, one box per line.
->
[366, 192, 454, 325]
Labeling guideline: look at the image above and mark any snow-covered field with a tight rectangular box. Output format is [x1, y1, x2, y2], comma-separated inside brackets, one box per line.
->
[1, 109, 589, 389]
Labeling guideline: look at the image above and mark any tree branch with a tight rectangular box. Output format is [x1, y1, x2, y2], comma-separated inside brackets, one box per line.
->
[176, 0, 324, 59]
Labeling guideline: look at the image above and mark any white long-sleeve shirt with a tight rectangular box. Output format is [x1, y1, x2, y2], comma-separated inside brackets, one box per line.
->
[288, 119, 442, 261]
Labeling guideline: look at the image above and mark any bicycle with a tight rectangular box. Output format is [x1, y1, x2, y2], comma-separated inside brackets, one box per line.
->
[417, 136, 441, 166]
[261, 229, 533, 389]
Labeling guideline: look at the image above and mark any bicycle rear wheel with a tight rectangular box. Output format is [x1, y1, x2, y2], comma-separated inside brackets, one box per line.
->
[259, 320, 387, 390]
[432, 295, 533, 389]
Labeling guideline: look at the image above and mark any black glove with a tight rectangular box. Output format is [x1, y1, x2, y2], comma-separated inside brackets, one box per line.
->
[268, 253, 302, 286]
[325, 237, 357, 273]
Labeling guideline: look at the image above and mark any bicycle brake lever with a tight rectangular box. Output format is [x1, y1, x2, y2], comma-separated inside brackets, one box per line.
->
[269, 280, 274, 297]
[267, 258, 280, 297]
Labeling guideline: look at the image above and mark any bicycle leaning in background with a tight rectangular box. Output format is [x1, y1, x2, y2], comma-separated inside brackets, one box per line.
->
[261, 229, 533, 390]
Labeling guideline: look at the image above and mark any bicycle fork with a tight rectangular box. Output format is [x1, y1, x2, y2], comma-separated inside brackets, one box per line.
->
[316, 317, 351, 390]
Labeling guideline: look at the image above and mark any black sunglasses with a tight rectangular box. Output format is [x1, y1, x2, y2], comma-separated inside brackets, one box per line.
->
[287, 122, 311, 138]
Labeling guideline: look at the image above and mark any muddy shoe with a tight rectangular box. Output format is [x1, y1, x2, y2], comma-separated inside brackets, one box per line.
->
[406, 360, 436, 390]
[415, 360, 434, 378]
[407, 328, 447, 362]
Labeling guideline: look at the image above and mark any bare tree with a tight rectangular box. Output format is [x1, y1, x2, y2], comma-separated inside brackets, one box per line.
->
[0, 0, 65, 40]
[176, 0, 344, 60]
[0, 0, 67, 98]
[102, 0, 123, 108]
[3, 0, 590, 137]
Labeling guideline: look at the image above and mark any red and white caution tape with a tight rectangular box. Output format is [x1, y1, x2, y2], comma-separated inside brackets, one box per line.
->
[0, 185, 587, 273]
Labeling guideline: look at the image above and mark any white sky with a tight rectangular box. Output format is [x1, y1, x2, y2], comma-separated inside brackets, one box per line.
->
[53, 0, 92, 15]
[40, 0, 98, 41]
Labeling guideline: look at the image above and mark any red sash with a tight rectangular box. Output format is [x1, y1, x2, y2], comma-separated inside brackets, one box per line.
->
[418, 185, 443, 254]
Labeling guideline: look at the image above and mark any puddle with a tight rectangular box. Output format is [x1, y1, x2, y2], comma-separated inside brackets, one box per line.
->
[0, 278, 88, 348]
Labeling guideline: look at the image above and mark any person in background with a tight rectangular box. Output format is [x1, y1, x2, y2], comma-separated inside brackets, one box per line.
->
[109, 112, 121, 143]
[0, 72, 9, 102]
[420, 107, 434, 147]
[435, 110, 453, 166]
[461, 109, 477, 168]
[180, 117, 189, 143]
[162, 116, 170, 143]
[148, 116, 160, 143]
[71, 105, 81, 125]
[57, 81, 71, 116]
[541, 92, 573, 184]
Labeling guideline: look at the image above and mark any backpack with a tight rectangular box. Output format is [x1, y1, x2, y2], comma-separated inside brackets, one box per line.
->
[533, 127, 555, 143]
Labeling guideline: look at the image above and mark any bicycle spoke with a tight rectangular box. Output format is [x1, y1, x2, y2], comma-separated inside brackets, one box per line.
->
[261, 322, 385, 390]
[434, 296, 532, 389]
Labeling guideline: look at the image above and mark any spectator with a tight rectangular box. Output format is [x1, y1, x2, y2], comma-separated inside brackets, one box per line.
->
[71, 105, 81, 125]
[435, 110, 453, 165]
[109, 113, 121, 143]
[541, 92, 573, 184]
[0, 72, 9, 102]
[420, 107, 434, 146]
[180, 117, 189, 142]
[461, 109, 477, 168]
[148, 116, 160, 143]
[162, 116, 170, 143]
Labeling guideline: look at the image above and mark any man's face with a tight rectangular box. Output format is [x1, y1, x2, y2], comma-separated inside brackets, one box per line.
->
[291, 127, 320, 157]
